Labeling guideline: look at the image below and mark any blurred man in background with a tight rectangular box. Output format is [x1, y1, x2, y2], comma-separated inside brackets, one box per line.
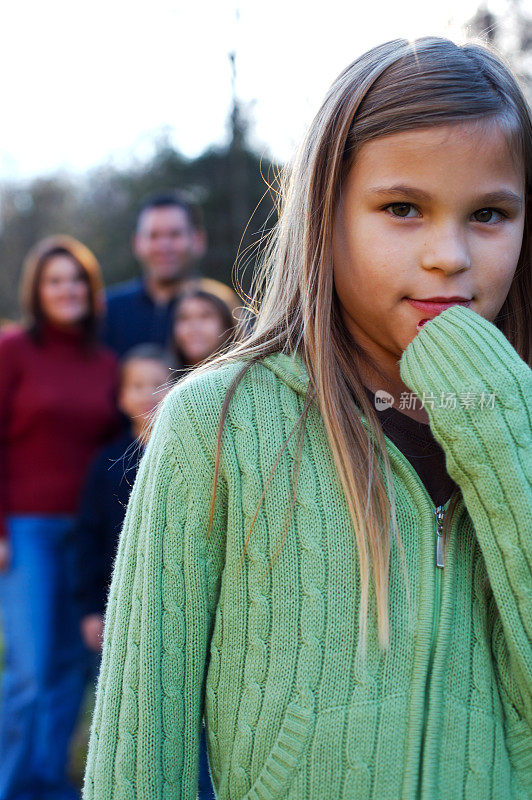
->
[104, 191, 238, 357]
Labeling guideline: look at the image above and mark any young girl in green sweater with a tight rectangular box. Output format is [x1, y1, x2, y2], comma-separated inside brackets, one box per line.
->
[84, 37, 532, 799]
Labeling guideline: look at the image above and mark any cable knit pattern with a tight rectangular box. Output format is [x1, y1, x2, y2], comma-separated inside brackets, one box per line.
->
[400, 305, 532, 799]
[84, 305, 531, 800]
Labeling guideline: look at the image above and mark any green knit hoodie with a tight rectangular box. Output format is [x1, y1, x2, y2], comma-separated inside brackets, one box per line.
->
[83, 305, 532, 799]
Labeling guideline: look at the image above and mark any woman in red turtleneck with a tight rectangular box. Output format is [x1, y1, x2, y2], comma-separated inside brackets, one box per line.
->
[0, 236, 119, 800]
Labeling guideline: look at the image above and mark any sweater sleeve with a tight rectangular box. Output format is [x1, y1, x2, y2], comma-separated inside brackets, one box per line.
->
[83, 380, 227, 799]
[0, 332, 22, 540]
[400, 305, 532, 741]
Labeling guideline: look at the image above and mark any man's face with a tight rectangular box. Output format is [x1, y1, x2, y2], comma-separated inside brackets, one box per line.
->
[133, 206, 205, 284]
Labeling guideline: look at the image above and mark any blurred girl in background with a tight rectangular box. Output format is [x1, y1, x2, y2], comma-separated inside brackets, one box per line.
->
[170, 287, 236, 376]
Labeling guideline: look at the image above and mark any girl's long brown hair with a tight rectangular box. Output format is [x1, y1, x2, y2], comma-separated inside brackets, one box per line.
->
[205, 37, 532, 652]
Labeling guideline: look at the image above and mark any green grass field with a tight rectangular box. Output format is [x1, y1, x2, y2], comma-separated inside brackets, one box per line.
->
[69, 684, 95, 788]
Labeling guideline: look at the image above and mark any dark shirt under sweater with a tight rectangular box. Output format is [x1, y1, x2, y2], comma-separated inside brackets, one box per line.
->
[363, 387, 458, 507]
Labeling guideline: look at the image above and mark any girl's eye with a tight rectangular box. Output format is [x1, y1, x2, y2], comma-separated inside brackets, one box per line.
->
[384, 203, 420, 218]
[472, 208, 505, 224]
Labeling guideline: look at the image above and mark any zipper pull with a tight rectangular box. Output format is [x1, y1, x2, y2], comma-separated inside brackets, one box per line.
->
[435, 505, 445, 568]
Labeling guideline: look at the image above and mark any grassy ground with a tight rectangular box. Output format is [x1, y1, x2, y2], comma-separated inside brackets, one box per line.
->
[0, 633, 95, 791]
[69, 684, 96, 788]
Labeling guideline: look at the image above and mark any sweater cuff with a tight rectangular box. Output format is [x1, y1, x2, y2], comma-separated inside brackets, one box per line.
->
[399, 306, 532, 658]
[399, 304, 530, 426]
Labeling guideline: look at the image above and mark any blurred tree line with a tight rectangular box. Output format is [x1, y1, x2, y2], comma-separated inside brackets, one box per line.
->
[0, 96, 279, 323]
[467, 1, 531, 98]
[1, 2, 530, 325]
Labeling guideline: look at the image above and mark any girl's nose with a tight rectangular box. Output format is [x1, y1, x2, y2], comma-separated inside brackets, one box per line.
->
[420, 224, 471, 274]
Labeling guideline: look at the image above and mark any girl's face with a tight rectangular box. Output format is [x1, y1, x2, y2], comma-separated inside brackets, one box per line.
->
[173, 296, 226, 365]
[333, 121, 525, 382]
[39, 254, 90, 327]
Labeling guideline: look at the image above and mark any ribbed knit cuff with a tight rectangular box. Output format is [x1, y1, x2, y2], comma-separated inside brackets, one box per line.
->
[506, 717, 532, 793]
[399, 305, 532, 696]
[399, 304, 531, 429]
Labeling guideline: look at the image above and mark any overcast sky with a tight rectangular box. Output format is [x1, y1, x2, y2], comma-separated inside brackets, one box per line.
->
[0, 0, 505, 180]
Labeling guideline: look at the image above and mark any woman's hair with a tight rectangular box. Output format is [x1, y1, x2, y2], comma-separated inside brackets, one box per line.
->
[170, 287, 236, 367]
[208, 37, 532, 653]
[20, 234, 105, 342]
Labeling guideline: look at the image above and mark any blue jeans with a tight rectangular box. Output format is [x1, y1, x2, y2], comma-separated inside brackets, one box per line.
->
[0, 516, 88, 800]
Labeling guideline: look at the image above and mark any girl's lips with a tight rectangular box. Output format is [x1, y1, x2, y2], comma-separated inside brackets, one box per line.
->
[405, 298, 472, 316]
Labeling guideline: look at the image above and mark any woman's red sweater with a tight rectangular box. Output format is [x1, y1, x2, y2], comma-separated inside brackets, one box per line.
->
[0, 324, 119, 538]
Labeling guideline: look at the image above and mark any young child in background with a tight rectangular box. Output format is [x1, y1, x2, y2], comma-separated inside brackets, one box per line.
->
[84, 37, 531, 800]
[77, 342, 217, 800]
[76, 345, 171, 652]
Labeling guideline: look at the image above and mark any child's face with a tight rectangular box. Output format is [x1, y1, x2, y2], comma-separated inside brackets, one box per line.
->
[333, 121, 525, 369]
[118, 358, 169, 425]
[173, 297, 226, 365]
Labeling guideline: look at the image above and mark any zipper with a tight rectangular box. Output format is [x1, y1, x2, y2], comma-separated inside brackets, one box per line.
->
[416, 487, 460, 799]
[434, 487, 461, 568]
[358, 422, 464, 799]
[435, 505, 446, 568]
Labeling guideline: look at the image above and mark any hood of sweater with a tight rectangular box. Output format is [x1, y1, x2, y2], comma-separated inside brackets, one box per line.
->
[258, 304, 504, 402]
[259, 350, 380, 448]
[261, 351, 310, 396]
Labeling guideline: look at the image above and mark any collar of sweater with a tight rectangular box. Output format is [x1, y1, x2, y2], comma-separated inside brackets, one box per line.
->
[260, 351, 378, 446]
[260, 305, 490, 404]
[261, 351, 310, 396]
[40, 321, 87, 347]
